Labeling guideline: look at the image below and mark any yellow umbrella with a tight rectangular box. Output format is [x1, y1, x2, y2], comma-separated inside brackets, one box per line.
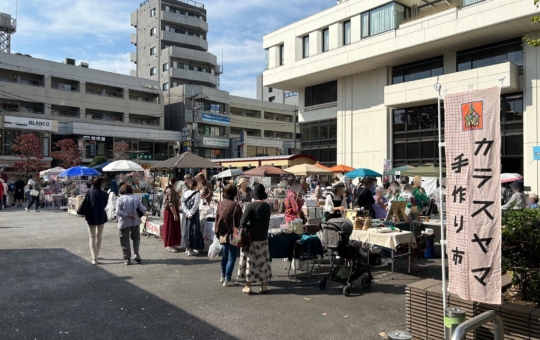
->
[284, 163, 334, 176]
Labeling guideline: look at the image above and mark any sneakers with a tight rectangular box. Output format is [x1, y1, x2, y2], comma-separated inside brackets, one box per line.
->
[91, 259, 98, 265]
[124, 259, 131, 265]
[25, 208, 28, 212]
[223, 281, 238, 287]
[242, 287, 252, 295]
[134, 254, 142, 264]
[260, 285, 269, 294]
[187, 250, 197, 256]
[219, 276, 225, 283]
[167, 247, 179, 253]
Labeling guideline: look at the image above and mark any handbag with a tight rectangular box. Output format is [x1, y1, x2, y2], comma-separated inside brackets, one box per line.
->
[231, 203, 262, 248]
[76, 194, 88, 216]
[31, 189, 40, 197]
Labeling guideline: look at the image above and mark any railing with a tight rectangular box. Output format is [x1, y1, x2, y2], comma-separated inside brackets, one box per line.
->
[52, 83, 78, 92]
[141, 0, 204, 8]
[451, 311, 504, 340]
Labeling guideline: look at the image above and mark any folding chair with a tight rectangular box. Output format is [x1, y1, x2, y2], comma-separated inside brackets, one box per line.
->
[287, 225, 324, 286]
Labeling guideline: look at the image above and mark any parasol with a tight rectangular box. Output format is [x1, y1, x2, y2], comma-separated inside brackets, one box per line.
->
[329, 164, 355, 173]
[58, 166, 100, 177]
[345, 168, 382, 179]
[400, 164, 446, 178]
[383, 165, 415, 176]
[242, 165, 292, 178]
[501, 173, 523, 183]
[284, 163, 334, 176]
[102, 160, 144, 173]
[150, 152, 219, 170]
[216, 169, 243, 179]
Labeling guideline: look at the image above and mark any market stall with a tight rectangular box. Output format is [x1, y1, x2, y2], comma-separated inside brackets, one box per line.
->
[57, 166, 101, 216]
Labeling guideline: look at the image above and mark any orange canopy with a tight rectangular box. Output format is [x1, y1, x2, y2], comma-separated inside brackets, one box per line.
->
[314, 163, 334, 172]
[329, 164, 355, 173]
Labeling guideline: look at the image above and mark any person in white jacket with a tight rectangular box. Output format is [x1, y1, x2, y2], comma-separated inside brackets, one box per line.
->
[180, 180, 204, 256]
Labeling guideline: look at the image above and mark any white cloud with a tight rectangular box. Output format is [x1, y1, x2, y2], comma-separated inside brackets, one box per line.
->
[81, 53, 133, 75]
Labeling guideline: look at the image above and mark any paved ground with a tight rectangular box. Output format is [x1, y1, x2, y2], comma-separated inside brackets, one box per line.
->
[0, 206, 443, 340]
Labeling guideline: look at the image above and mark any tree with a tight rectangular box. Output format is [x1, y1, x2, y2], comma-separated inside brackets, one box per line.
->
[525, 0, 540, 46]
[51, 139, 81, 168]
[113, 141, 130, 160]
[88, 156, 109, 167]
[11, 133, 45, 178]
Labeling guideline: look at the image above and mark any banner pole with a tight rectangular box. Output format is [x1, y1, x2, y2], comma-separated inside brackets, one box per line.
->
[435, 77, 448, 337]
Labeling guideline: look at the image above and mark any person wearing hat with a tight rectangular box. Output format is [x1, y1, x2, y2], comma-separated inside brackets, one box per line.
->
[237, 183, 272, 294]
[502, 180, 527, 211]
[195, 173, 213, 204]
[527, 193, 539, 209]
[324, 181, 347, 221]
[236, 177, 252, 203]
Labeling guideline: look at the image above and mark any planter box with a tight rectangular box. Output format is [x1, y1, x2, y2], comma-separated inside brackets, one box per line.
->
[406, 279, 540, 340]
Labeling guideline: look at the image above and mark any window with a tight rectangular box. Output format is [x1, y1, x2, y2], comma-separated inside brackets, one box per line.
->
[457, 39, 523, 72]
[322, 28, 329, 52]
[163, 82, 169, 91]
[163, 63, 169, 71]
[265, 48, 269, 70]
[268, 87, 273, 93]
[150, 67, 156, 76]
[392, 56, 444, 84]
[285, 92, 298, 98]
[129, 114, 159, 126]
[279, 44, 284, 66]
[150, 8, 156, 17]
[86, 110, 124, 122]
[305, 80, 337, 107]
[463, 0, 485, 5]
[300, 118, 337, 166]
[150, 47, 156, 55]
[361, 2, 409, 38]
[343, 20, 351, 45]
[269, 96, 275, 102]
[302, 35, 309, 58]
[150, 27, 157, 36]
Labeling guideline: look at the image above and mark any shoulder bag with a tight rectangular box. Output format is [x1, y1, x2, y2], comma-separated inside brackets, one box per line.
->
[231, 202, 263, 249]
[77, 192, 89, 216]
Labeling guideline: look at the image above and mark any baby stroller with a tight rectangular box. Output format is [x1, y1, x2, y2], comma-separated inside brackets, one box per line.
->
[319, 218, 373, 296]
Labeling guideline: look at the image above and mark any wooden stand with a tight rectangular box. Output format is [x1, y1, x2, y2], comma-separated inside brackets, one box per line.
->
[386, 201, 408, 222]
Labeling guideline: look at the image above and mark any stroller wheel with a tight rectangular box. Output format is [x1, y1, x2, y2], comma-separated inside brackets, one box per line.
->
[343, 286, 351, 297]
[361, 277, 372, 289]
[319, 280, 326, 290]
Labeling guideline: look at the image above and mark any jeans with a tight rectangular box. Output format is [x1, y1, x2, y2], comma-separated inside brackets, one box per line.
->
[119, 225, 140, 259]
[87, 224, 105, 260]
[221, 243, 239, 282]
[27, 195, 39, 210]
[2, 195, 6, 208]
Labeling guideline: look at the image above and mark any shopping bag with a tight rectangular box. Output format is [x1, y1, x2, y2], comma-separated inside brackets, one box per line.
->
[208, 237, 221, 259]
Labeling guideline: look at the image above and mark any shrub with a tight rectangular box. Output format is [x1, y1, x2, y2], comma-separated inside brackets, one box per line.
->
[502, 208, 540, 306]
[88, 156, 108, 167]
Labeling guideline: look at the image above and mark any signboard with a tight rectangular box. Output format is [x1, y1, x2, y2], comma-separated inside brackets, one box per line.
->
[202, 137, 229, 148]
[445, 87, 502, 304]
[202, 113, 230, 126]
[204, 103, 221, 113]
[534, 146, 540, 161]
[3, 115, 55, 131]
[240, 130, 245, 143]
[131, 153, 153, 161]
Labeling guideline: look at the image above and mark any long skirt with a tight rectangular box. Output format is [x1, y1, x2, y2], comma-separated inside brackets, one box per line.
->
[181, 210, 204, 250]
[238, 240, 273, 283]
[163, 207, 181, 248]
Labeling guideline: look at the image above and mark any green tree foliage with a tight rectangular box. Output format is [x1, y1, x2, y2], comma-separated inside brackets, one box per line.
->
[524, 0, 540, 47]
[88, 156, 109, 167]
[502, 208, 540, 306]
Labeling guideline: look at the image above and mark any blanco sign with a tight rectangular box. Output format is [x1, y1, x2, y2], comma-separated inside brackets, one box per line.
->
[3, 115, 54, 131]
[202, 137, 229, 147]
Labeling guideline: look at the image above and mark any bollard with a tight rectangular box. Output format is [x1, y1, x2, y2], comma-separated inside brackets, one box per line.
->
[445, 306, 466, 340]
[386, 330, 412, 340]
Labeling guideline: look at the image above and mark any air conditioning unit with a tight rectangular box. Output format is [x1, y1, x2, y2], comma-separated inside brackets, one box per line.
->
[64, 58, 76, 65]
[79, 62, 89, 68]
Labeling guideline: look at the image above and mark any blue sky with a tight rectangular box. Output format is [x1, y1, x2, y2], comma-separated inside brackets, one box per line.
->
[0, 0, 332, 98]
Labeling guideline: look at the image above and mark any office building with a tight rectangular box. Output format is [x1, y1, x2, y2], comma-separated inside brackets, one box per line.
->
[0, 52, 181, 171]
[256, 74, 298, 105]
[263, 0, 539, 190]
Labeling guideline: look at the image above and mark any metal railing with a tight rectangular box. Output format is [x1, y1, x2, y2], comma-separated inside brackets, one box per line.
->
[141, 0, 204, 8]
[451, 311, 504, 340]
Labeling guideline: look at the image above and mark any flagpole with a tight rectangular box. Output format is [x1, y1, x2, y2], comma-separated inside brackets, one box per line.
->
[435, 77, 447, 337]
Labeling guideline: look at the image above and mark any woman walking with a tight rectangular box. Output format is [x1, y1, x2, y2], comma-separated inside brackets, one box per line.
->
[14, 176, 25, 207]
[214, 184, 243, 287]
[181, 180, 204, 256]
[116, 184, 146, 265]
[237, 183, 272, 294]
[502, 180, 527, 211]
[162, 178, 182, 253]
[84, 178, 109, 265]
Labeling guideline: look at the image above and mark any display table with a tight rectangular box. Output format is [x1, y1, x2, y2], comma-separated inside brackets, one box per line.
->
[350, 229, 417, 277]
[268, 233, 301, 259]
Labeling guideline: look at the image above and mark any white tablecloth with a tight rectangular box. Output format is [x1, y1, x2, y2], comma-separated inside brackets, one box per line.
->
[350, 230, 417, 249]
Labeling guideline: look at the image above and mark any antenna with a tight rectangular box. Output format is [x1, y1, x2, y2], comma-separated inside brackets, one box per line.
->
[0, 9, 17, 53]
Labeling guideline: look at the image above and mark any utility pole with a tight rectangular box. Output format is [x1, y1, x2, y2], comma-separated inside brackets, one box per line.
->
[189, 92, 208, 155]
[293, 105, 298, 155]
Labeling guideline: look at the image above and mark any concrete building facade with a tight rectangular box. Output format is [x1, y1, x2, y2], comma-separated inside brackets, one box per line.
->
[0, 52, 181, 171]
[130, 0, 221, 91]
[263, 0, 540, 191]
[256, 74, 299, 106]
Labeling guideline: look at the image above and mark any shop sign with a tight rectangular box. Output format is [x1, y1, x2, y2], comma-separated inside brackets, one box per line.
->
[202, 113, 230, 126]
[534, 146, 540, 161]
[142, 83, 159, 90]
[202, 137, 229, 147]
[3, 115, 54, 131]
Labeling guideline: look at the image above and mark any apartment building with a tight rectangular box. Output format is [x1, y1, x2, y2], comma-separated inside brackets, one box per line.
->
[0, 52, 181, 170]
[263, 0, 540, 190]
[130, 0, 221, 91]
[256, 74, 299, 105]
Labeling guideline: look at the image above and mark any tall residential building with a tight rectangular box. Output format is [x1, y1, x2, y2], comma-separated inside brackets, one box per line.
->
[263, 0, 540, 191]
[130, 0, 221, 91]
[256, 74, 298, 106]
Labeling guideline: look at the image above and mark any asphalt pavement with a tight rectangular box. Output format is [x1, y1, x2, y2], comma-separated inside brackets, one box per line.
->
[0, 206, 443, 340]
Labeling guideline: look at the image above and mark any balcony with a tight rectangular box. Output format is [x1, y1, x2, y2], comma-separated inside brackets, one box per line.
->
[161, 30, 208, 51]
[163, 46, 217, 65]
[130, 52, 137, 64]
[162, 10, 208, 32]
[384, 62, 521, 108]
[130, 33, 137, 46]
[170, 68, 218, 86]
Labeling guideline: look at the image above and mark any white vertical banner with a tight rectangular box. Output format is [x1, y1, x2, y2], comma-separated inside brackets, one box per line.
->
[444, 86, 502, 304]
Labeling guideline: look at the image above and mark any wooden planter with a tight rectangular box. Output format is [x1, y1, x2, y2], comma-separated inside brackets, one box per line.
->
[405, 279, 540, 340]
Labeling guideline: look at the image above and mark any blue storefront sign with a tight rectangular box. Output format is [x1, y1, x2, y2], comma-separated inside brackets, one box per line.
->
[534, 146, 540, 160]
[202, 113, 230, 126]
